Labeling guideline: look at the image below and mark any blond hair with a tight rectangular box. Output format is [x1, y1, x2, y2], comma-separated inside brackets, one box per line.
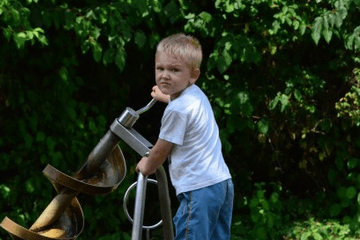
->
[156, 33, 202, 70]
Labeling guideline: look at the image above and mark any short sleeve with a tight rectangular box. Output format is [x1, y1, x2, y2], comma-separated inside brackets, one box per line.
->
[159, 110, 187, 145]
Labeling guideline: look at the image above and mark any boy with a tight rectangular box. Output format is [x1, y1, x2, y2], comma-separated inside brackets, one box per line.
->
[136, 33, 233, 239]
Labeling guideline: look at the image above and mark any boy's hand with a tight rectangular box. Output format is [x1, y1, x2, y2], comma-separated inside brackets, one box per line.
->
[136, 157, 156, 176]
[151, 86, 170, 103]
[135, 139, 173, 176]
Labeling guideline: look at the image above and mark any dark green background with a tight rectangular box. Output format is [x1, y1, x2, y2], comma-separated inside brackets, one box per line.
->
[1, 0, 360, 239]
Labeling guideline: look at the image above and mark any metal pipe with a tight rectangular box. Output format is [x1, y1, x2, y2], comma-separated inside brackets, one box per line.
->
[155, 166, 174, 240]
[75, 130, 120, 180]
[131, 173, 148, 240]
[136, 99, 157, 115]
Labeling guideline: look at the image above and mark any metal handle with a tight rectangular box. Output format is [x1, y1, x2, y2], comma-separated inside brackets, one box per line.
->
[124, 173, 163, 240]
[123, 177, 163, 231]
[136, 98, 157, 115]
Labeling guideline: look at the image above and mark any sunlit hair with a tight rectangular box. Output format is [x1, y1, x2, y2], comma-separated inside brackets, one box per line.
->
[156, 33, 202, 70]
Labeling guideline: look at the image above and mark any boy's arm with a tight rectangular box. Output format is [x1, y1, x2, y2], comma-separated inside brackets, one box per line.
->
[136, 138, 173, 175]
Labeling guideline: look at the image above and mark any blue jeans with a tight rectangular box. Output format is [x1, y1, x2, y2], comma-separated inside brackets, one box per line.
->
[173, 179, 234, 240]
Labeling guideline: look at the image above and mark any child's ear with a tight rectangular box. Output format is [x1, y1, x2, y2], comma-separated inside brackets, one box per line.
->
[190, 68, 201, 84]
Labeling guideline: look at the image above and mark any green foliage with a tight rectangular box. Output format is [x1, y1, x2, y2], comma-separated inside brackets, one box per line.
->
[0, 0, 48, 48]
[283, 218, 360, 240]
[336, 68, 360, 126]
[1, 0, 360, 239]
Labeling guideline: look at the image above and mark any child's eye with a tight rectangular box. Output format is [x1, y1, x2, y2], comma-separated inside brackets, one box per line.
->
[171, 68, 180, 72]
[156, 67, 164, 71]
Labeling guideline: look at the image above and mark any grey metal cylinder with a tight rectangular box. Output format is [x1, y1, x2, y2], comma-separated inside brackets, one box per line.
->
[155, 166, 174, 240]
[118, 107, 139, 128]
[131, 173, 148, 240]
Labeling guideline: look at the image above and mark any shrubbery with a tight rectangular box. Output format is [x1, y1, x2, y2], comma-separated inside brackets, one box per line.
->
[1, 0, 360, 239]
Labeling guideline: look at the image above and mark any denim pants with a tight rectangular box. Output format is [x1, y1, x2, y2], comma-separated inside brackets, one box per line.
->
[173, 179, 234, 240]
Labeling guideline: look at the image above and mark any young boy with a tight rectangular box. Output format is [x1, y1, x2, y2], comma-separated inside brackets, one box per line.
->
[136, 33, 234, 239]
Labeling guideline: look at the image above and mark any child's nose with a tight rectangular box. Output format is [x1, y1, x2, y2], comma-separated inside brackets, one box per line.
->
[162, 71, 170, 79]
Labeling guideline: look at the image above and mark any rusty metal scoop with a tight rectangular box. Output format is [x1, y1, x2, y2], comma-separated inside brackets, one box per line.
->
[1, 137, 126, 240]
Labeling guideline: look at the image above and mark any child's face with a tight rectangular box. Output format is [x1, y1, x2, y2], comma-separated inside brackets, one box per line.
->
[155, 51, 199, 100]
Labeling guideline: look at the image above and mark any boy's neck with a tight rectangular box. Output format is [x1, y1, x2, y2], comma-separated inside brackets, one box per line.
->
[170, 84, 194, 101]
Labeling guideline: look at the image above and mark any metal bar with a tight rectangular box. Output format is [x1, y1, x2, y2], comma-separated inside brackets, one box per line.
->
[110, 120, 153, 156]
[136, 99, 157, 115]
[111, 102, 174, 240]
[155, 166, 174, 240]
[131, 173, 148, 240]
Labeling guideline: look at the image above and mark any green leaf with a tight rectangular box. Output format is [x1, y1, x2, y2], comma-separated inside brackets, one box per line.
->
[322, 28, 333, 43]
[327, 13, 336, 28]
[220, 131, 232, 153]
[300, 23, 306, 35]
[199, 11, 212, 23]
[91, 27, 101, 40]
[337, 186, 346, 199]
[257, 118, 269, 134]
[329, 203, 341, 217]
[335, 11, 343, 28]
[134, 31, 146, 49]
[115, 48, 126, 71]
[149, 34, 160, 48]
[313, 16, 323, 33]
[313, 233, 323, 240]
[217, 49, 232, 73]
[93, 43, 102, 62]
[67, 107, 76, 120]
[18, 32, 28, 39]
[25, 179, 35, 193]
[312, 17, 323, 45]
[0, 184, 10, 199]
[337, 8, 347, 21]
[346, 34, 355, 49]
[120, 20, 132, 41]
[300, 232, 311, 240]
[294, 89, 302, 101]
[59, 67, 68, 81]
[37, 34, 48, 46]
[98, 8, 108, 24]
[225, 1, 235, 13]
[347, 158, 358, 169]
[322, 15, 329, 30]
[355, 35, 360, 50]
[293, 20, 299, 30]
[3, 27, 12, 41]
[46, 138, 56, 151]
[11, 9, 20, 26]
[346, 186, 357, 199]
[103, 48, 115, 65]
[279, 94, 289, 112]
[269, 97, 279, 110]
[36, 132, 46, 142]
[151, 0, 162, 13]
[312, 32, 321, 45]
[13, 32, 27, 49]
[255, 227, 267, 240]
[237, 91, 253, 117]
[184, 13, 195, 19]
[238, 91, 249, 104]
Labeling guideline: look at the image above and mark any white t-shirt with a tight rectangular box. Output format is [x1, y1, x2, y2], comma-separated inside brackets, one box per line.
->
[159, 84, 231, 195]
